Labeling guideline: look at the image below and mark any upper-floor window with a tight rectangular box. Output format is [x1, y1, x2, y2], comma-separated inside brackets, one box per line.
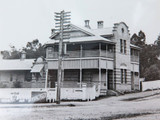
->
[124, 40, 126, 53]
[121, 28, 124, 33]
[120, 39, 126, 54]
[120, 39, 123, 53]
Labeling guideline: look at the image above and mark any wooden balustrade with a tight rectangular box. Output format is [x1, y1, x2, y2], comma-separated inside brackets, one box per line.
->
[55, 81, 98, 88]
[47, 50, 114, 59]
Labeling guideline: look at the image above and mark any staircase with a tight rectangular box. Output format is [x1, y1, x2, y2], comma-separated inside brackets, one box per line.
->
[100, 89, 107, 96]
[107, 90, 124, 96]
[100, 89, 125, 96]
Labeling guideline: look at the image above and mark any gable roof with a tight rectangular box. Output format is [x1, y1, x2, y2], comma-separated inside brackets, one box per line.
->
[50, 24, 94, 39]
[46, 24, 115, 46]
[0, 59, 34, 71]
[70, 24, 95, 36]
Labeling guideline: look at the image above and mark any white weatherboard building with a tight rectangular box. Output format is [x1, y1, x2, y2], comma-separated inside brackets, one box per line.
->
[0, 21, 140, 103]
[44, 21, 140, 101]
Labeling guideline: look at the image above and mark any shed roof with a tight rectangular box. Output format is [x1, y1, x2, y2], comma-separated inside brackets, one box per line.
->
[0, 59, 34, 71]
[130, 44, 141, 50]
[31, 64, 44, 73]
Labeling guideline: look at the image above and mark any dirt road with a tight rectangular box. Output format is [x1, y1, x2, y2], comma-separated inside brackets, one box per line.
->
[0, 90, 160, 120]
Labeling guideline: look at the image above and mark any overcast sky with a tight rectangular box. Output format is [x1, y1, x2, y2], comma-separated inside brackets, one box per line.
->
[0, 0, 159, 50]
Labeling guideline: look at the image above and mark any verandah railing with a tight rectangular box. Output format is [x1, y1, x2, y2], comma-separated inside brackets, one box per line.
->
[47, 50, 114, 59]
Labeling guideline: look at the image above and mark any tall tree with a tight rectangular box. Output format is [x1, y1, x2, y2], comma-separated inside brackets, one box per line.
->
[131, 30, 146, 47]
[2, 39, 45, 59]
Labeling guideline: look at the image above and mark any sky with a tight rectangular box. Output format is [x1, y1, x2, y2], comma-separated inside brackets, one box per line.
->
[0, 0, 159, 50]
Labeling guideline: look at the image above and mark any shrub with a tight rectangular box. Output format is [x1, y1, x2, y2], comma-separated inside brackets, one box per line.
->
[13, 81, 21, 88]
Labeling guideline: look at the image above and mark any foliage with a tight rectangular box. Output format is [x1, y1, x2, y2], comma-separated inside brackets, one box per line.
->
[13, 81, 21, 88]
[154, 34, 160, 48]
[0, 83, 7, 88]
[3, 39, 46, 59]
[131, 31, 160, 81]
[144, 64, 160, 81]
[131, 30, 146, 47]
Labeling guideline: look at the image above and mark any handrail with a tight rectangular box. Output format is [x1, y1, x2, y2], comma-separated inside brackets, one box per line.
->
[47, 50, 114, 59]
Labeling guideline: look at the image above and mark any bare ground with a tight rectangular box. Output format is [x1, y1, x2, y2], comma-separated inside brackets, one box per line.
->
[1, 90, 160, 120]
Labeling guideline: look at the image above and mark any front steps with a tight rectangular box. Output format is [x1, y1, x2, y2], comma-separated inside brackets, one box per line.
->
[100, 89, 107, 96]
[100, 89, 124, 96]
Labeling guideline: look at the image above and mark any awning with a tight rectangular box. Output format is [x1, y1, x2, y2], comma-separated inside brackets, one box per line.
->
[31, 64, 44, 73]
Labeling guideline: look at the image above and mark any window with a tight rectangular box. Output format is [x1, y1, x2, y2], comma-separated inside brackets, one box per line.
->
[124, 69, 127, 83]
[120, 39, 123, 53]
[122, 28, 124, 33]
[124, 40, 126, 53]
[121, 69, 127, 84]
[121, 69, 123, 83]
[120, 39, 127, 54]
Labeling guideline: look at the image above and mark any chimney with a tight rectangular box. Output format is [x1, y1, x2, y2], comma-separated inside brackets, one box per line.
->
[84, 20, 91, 29]
[97, 21, 103, 29]
[20, 50, 26, 60]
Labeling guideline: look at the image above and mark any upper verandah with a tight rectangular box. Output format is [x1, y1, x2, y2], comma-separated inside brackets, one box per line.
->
[44, 21, 140, 51]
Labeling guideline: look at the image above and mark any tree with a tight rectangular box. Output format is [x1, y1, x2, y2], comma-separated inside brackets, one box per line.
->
[131, 31, 160, 81]
[154, 34, 160, 48]
[144, 64, 160, 81]
[131, 30, 146, 47]
[2, 39, 45, 59]
[24, 39, 45, 59]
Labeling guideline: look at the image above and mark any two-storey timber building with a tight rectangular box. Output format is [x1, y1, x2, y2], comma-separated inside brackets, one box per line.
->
[44, 21, 140, 99]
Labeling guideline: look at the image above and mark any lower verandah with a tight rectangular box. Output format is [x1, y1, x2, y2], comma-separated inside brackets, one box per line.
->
[47, 69, 114, 90]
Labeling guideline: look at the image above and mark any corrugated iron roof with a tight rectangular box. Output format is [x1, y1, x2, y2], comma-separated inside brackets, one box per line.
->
[45, 35, 115, 46]
[0, 59, 34, 71]
[130, 44, 141, 49]
[31, 64, 44, 73]
[91, 27, 113, 36]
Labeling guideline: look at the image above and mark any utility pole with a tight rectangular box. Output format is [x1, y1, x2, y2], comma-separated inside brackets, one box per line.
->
[55, 10, 70, 104]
